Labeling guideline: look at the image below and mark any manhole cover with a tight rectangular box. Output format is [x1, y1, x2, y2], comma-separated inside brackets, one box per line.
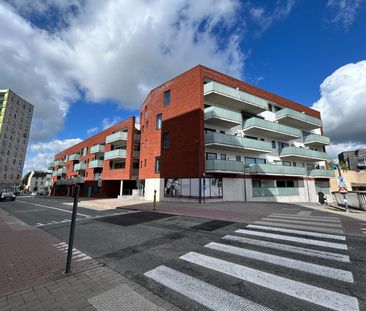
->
[96, 212, 174, 226]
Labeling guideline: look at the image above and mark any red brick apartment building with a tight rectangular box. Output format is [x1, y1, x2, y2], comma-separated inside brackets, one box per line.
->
[52, 65, 334, 202]
[50, 117, 140, 198]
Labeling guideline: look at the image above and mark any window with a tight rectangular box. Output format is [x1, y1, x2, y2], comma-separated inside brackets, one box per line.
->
[219, 130, 225, 134]
[156, 114, 162, 130]
[245, 157, 266, 164]
[220, 154, 226, 160]
[146, 120, 148, 128]
[144, 159, 147, 167]
[278, 142, 289, 149]
[155, 157, 160, 173]
[204, 128, 216, 133]
[163, 132, 170, 149]
[268, 104, 273, 112]
[206, 152, 217, 160]
[164, 90, 171, 106]
[236, 155, 241, 162]
[277, 180, 297, 187]
[271, 141, 276, 149]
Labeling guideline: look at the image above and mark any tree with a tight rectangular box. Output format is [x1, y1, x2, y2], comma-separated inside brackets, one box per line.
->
[327, 160, 335, 169]
[339, 160, 348, 172]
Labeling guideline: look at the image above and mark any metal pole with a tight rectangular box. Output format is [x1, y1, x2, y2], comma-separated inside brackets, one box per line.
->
[336, 164, 348, 212]
[197, 141, 202, 204]
[243, 164, 247, 202]
[65, 185, 80, 274]
[153, 190, 157, 210]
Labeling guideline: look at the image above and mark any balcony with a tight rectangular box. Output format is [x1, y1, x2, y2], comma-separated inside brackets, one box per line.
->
[246, 164, 307, 176]
[204, 81, 268, 114]
[74, 162, 86, 171]
[253, 187, 299, 197]
[309, 169, 335, 178]
[105, 149, 126, 160]
[275, 108, 322, 130]
[206, 159, 244, 173]
[57, 177, 85, 185]
[304, 134, 330, 147]
[205, 132, 272, 154]
[279, 147, 328, 162]
[54, 160, 63, 166]
[52, 170, 58, 177]
[69, 153, 80, 161]
[243, 117, 301, 140]
[106, 131, 128, 144]
[90, 144, 105, 154]
[56, 167, 66, 176]
[89, 159, 104, 168]
[48, 162, 54, 169]
[204, 106, 242, 128]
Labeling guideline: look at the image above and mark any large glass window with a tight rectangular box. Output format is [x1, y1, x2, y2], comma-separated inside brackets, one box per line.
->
[164, 90, 171, 106]
[156, 114, 162, 130]
[206, 152, 217, 160]
[163, 132, 170, 149]
[245, 157, 266, 164]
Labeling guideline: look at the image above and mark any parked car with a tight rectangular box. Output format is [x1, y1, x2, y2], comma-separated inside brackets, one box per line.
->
[0, 191, 16, 201]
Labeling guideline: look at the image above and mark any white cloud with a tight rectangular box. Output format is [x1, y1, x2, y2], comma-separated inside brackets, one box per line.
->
[249, 0, 295, 36]
[0, 0, 246, 144]
[101, 116, 122, 130]
[86, 127, 98, 136]
[312, 60, 366, 157]
[326, 0, 363, 30]
[23, 138, 82, 174]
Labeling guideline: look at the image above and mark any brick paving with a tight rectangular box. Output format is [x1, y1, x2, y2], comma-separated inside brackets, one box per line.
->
[0, 209, 96, 295]
[0, 265, 180, 311]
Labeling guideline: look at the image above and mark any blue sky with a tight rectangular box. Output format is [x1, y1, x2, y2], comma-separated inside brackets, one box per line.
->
[0, 0, 365, 172]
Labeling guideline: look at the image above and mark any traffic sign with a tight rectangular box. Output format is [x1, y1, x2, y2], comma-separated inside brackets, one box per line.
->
[339, 187, 348, 194]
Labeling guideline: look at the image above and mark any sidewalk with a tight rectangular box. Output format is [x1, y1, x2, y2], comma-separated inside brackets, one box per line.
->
[0, 208, 179, 310]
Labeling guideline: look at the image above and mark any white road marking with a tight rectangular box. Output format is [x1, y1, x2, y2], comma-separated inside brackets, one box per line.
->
[223, 235, 350, 262]
[259, 218, 342, 228]
[247, 225, 346, 241]
[235, 229, 347, 250]
[17, 200, 91, 217]
[145, 265, 271, 311]
[297, 211, 312, 216]
[268, 214, 341, 223]
[180, 252, 359, 311]
[253, 221, 344, 234]
[205, 242, 353, 283]
[270, 213, 339, 220]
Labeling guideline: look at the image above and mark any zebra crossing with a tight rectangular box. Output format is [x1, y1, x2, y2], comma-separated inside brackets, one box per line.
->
[54, 241, 93, 262]
[144, 211, 360, 311]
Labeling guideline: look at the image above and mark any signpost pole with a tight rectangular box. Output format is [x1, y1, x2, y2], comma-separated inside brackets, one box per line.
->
[333, 163, 348, 212]
[65, 185, 80, 274]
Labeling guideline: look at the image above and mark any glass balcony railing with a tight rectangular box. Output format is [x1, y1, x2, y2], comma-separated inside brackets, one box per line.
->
[89, 159, 104, 168]
[69, 153, 80, 161]
[206, 159, 244, 173]
[105, 149, 126, 160]
[205, 132, 272, 153]
[246, 164, 307, 176]
[309, 169, 335, 178]
[304, 134, 330, 146]
[204, 106, 242, 127]
[74, 162, 86, 171]
[52, 170, 58, 176]
[275, 108, 322, 130]
[56, 167, 66, 176]
[253, 187, 300, 197]
[204, 81, 268, 113]
[279, 147, 328, 161]
[243, 117, 301, 139]
[54, 160, 63, 166]
[106, 131, 128, 144]
[90, 144, 105, 154]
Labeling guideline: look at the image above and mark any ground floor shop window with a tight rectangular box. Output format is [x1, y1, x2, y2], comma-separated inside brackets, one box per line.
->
[164, 177, 223, 198]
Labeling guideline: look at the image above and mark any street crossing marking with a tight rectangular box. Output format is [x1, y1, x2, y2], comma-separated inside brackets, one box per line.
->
[223, 235, 350, 262]
[235, 229, 348, 250]
[180, 252, 359, 311]
[252, 221, 344, 234]
[270, 213, 339, 220]
[259, 218, 342, 228]
[268, 214, 341, 223]
[54, 242, 92, 262]
[145, 265, 272, 311]
[247, 225, 346, 241]
[205, 242, 353, 282]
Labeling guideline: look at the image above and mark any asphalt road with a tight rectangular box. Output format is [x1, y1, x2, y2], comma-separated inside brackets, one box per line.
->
[1, 196, 366, 311]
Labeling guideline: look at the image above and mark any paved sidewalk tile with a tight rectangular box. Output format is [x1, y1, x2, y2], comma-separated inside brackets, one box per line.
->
[0, 266, 181, 311]
[0, 209, 97, 295]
